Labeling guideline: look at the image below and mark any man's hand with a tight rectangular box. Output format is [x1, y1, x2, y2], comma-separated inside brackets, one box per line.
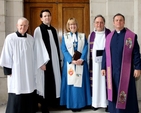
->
[40, 64, 46, 70]
[134, 70, 141, 78]
[101, 70, 106, 76]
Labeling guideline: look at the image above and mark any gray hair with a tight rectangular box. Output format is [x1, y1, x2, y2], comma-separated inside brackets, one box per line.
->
[93, 14, 105, 23]
[17, 17, 29, 25]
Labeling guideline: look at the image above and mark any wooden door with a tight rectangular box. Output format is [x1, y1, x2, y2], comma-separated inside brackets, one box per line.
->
[24, 0, 89, 38]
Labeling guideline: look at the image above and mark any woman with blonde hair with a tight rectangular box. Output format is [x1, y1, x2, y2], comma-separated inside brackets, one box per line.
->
[60, 18, 91, 112]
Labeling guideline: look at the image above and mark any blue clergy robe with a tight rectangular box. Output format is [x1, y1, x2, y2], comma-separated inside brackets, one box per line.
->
[102, 28, 141, 113]
[60, 32, 91, 109]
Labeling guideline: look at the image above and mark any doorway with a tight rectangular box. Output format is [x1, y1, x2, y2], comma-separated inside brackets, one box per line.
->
[24, 0, 90, 38]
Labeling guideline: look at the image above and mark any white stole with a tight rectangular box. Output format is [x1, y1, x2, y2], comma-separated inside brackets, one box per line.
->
[64, 32, 85, 87]
[93, 31, 105, 63]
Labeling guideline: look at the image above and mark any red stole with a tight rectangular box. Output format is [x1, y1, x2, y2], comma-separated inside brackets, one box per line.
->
[106, 28, 135, 109]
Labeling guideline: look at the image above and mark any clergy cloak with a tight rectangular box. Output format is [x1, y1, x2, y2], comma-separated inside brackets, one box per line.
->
[60, 32, 91, 109]
[88, 28, 110, 108]
[0, 32, 37, 113]
[34, 23, 62, 107]
[102, 28, 141, 113]
[0, 32, 36, 94]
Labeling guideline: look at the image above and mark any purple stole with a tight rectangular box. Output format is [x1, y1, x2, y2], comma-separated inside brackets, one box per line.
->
[89, 28, 111, 94]
[106, 28, 135, 109]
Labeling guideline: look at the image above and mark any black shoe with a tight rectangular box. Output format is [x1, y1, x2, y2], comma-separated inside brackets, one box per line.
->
[42, 109, 50, 113]
[71, 109, 81, 112]
[105, 106, 108, 112]
[77, 109, 81, 112]
[92, 107, 98, 111]
[42, 111, 50, 113]
[71, 109, 77, 112]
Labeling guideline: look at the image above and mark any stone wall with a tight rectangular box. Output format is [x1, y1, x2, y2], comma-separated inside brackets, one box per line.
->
[0, 0, 7, 105]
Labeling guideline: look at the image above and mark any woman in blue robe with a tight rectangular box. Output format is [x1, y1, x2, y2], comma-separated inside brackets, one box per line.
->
[101, 13, 141, 113]
[60, 18, 91, 112]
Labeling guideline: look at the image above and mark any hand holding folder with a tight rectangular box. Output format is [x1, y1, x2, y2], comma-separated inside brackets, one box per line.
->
[73, 51, 82, 60]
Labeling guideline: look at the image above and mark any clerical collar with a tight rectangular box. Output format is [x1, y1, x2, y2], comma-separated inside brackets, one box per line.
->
[70, 32, 77, 36]
[94, 28, 105, 34]
[41, 23, 51, 30]
[16, 31, 27, 37]
[116, 28, 126, 34]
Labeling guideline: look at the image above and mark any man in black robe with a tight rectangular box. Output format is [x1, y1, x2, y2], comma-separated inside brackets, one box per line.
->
[34, 9, 62, 113]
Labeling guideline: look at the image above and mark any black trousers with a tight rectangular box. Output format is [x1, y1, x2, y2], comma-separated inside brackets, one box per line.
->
[6, 90, 36, 113]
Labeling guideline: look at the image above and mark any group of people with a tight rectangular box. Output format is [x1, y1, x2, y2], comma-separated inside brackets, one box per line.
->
[0, 9, 140, 113]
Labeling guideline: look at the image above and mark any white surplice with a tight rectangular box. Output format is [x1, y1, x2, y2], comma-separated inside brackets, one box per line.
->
[34, 27, 61, 98]
[0, 33, 36, 94]
[88, 30, 107, 108]
[34, 27, 50, 97]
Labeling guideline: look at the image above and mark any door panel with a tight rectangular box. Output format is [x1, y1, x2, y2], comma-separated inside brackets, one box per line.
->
[58, 0, 88, 3]
[24, 3, 58, 35]
[24, 0, 56, 2]
[24, 0, 89, 38]
[58, 3, 89, 38]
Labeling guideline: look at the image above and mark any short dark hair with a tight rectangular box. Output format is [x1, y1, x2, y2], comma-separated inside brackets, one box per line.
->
[40, 9, 51, 18]
[94, 15, 105, 23]
[113, 13, 125, 21]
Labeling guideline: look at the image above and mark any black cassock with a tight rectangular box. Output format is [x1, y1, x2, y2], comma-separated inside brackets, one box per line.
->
[38, 23, 62, 107]
[102, 28, 141, 113]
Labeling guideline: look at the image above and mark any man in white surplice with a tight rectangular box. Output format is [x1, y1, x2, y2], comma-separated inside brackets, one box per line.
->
[88, 15, 111, 111]
[34, 9, 62, 113]
[0, 17, 45, 113]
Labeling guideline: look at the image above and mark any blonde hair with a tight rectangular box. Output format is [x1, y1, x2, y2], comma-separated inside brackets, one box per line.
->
[66, 18, 78, 31]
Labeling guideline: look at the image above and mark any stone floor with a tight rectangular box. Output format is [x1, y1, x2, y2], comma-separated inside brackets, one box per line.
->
[0, 105, 106, 113]
[0, 101, 141, 113]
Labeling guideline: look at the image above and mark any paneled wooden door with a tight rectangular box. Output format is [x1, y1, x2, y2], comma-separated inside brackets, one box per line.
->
[24, 0, 89, 38]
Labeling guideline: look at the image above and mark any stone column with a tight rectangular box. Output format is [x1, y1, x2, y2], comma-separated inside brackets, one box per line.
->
[0, 0, 24, 105]
[6, 0, 23, 34]
[134, 0, 141, 101]
[0, 0, 7, 105]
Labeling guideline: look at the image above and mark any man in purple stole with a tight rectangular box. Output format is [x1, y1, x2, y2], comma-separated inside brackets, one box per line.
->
[88, 15, 110, 111]
[101, 13, 141, 113]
